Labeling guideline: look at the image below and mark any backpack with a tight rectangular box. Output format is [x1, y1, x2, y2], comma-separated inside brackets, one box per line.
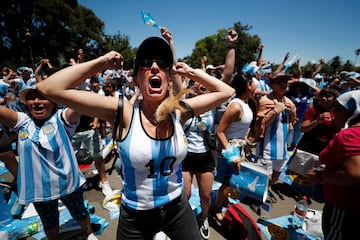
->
[76, 148, 93, 165]
[222, 203, 261, 240]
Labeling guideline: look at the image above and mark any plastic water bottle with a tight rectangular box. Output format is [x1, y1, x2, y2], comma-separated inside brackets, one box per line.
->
[292, 196, 308, 229]
[18, 220, 43, 239]
[26, 220, 43, 235]
[260, 192, 271, 219]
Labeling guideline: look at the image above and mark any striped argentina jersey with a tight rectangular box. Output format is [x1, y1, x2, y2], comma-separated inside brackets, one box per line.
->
[262, 109, 291, 161]
[184, 109, 214, 153]
[119, 102, 188, 210]
[14, 109, 86, 205]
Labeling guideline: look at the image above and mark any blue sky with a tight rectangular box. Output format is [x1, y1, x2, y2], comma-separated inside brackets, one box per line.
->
[78, 0, 360, 66]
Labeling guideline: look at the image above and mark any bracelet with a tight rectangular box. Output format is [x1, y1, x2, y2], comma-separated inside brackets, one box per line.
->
[226, 44, 237, 50]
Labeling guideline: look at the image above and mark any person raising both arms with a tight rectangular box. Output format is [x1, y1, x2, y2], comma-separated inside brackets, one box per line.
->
[36, 36, 234, 239]
[0, 80, 97, 240]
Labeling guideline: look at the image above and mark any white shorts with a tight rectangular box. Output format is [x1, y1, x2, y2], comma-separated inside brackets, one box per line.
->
[257, 158, 288, 175]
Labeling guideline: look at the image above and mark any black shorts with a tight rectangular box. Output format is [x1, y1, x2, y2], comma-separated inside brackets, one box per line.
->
[118, 193, 201, 239]
[0, 130, 12, 153]
[33, 188, 89, 231]
[182, 151, 215, 173]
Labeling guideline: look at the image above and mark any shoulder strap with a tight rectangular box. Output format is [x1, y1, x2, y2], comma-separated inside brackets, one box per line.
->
[108, 95, 123, 176]
[179, 100, 194, 133]
[113, 95, 124, 143]
[231, 204, 261, 239]
[183, 117, 194, 133]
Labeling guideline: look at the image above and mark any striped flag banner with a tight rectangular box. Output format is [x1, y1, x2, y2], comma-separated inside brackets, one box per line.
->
[141, 11, 160, 28]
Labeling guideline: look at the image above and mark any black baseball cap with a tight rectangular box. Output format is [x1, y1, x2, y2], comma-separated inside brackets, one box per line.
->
[134, 37, 173, 74]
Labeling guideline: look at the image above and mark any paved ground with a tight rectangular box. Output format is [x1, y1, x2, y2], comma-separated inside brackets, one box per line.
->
[9, 158, 323, 240]
[80, 159, 324, 240]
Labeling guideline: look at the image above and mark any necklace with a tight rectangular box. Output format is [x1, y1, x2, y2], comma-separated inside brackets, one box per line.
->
[140, 103, 159, 126]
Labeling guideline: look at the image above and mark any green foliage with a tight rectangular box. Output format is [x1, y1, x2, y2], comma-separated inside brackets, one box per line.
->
[185, 22, 261, 72]
[0, 1, 358, 77]
[103, 33, 135, 70]
[0, 0, 130, 69]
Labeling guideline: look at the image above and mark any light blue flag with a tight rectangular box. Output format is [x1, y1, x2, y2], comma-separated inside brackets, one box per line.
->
[282, 54, 297, 72]
[141, 11, 160, 28]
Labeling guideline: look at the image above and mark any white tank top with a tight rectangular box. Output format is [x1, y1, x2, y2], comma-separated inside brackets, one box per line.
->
[224, 98, 253, 140]
[119, 102, 188, 210]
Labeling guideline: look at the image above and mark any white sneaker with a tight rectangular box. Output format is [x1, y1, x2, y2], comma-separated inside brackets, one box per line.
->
[99, 181, 112, 196]
[87, 233, 98, 240]
[199, 217, 210, 239]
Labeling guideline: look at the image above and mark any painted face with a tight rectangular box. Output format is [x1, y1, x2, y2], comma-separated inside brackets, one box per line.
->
[26, 91, 57, 120]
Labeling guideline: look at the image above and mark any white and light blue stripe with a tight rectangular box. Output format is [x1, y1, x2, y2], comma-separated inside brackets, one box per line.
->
[119, 103, 187, 210]
[14, 110, 85, 204]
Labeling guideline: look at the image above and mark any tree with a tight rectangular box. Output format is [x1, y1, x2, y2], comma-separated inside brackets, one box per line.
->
[329, 56, 342, 74]
[355, 48, 360, 66]
[103, 32, 135, 70]
[0, 0, 108, 68]
[0, 2, 357, 76]
[185, 22, 261, 71]
[232, 22, 261, 71]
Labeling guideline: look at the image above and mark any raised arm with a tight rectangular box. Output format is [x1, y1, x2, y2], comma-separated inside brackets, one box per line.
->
[36, 51, 124, 124]
[174, 62, 234, 116]
[256, 44, 264, 67]
[200, 56, 207, 72]
[35, 59, 52, 82]
[0, 105, 18, 129]
[221, 29, 238, 85]
[296, 58, 303, 78]
[160, 27, 177, 64]
[160, 26, 182, 94]
[312, 58, 325, 78]
[2, 69, 17, 85]
[274, 52, 290, 73]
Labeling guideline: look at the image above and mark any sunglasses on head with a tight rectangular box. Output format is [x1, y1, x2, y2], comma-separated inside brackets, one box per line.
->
[137, 58, 171, 71]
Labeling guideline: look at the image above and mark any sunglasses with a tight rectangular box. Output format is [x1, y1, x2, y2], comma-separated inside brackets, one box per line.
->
[137, 58, 171, 71]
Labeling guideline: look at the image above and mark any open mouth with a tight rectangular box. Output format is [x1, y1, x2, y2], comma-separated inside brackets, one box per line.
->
[150, 77, 161, 89]
[32, 105, 45, 114]
[33, 105, 44, 111]
[200, 86, 206, 92]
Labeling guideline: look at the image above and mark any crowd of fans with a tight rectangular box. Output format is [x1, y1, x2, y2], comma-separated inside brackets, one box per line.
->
[1, 34, 360, 239]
